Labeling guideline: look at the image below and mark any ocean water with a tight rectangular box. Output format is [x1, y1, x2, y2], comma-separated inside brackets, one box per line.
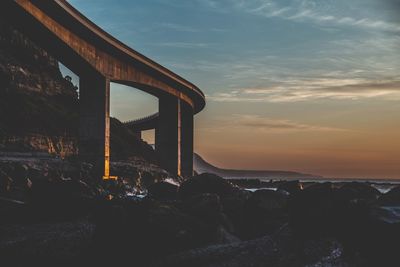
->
[245, 185, 395, 194]
[228, 177, 400, 194]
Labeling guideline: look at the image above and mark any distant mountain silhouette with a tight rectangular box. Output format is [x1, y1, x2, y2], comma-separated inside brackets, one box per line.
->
[194, 153, 321, 179]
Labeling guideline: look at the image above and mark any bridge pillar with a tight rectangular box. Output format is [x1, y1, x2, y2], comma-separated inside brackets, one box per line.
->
[79, 72, 111, 180]
[156, 96, 181, 177]
[180, 101, 194, 178]
[133, 130, 142, 140]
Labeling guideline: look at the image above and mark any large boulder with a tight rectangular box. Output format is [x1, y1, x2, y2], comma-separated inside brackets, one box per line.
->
[289, 182, 335, 237]
[220, 188, 251, 235]
[179, 173, 235, 200]
[180, 193, 236, 243]
[277, 180, 303, 195]
[90, 199, 215, 265]
[148, 181, 179, 201]
[140, 171, 158, 188]
[181, 193, 223, 222]
[246, 189, 288, 213]
[341, 205, 400, 266]
[379, 186, 400, 205]
[181, 194, 230, 224]
[331, 182, 380, 242]
[241, 189, 288, 239]
[336, 182, 380, 203]
[28, 178, 95, 220]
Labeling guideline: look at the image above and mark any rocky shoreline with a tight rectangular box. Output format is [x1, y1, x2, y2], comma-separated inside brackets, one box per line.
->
[1, 167, 400, 267]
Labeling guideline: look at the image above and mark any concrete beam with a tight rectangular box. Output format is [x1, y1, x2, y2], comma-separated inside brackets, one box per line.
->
[11, 0, 205, 113]
[79, 72, 110, 179]
[156, 97, 180, 177]
[181, 101, 194, 178]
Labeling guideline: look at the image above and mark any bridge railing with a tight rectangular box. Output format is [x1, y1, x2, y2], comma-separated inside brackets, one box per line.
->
[123, 112, 159, 127]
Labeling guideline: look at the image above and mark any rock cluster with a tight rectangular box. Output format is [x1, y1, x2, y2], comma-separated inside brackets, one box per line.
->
[2, 172, 400, 266]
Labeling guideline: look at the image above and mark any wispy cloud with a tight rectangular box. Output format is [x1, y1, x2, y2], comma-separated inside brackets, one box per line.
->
[208, 78, 400, 103]
[158, 22, 228, 34]
[160, 22, 199, 32]
[153, 42, 212, 48]
[202, 0, 400, 33]
[282, 11, 400, 33]
[203, 114, 348, 133]
[235, 115, 347, 132]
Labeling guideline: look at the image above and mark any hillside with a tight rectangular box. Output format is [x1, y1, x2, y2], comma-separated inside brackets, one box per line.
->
[194, 153, 321, 179]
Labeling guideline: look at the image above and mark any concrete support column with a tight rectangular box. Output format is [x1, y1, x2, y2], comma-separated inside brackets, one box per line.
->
[134, 130, 142, 140]
[156, 96, 180, 177]
[180, 101, 194, 178]
[79, 72, 111, 179]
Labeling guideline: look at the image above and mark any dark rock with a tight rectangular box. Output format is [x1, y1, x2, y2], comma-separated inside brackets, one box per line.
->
[142, 201, 212, 249]
[228, 178, 262, 188]
[148, 181, 179, 200]
[141, 171, 157, 188]
[217, 226, 241, 244]
[0, 219, 95, 266]
[28, 179, 95, 220]
[247, 189, 288, 212]
[79, 162, 93, 180]
[289, 182, 335, 237]
[181, 193, 223, 226]
[179, 173, 235, 200]
[220, 189, 251, 235]
[10, 163, 29, 188]
[91, 203, 128, 243]
[379, 186, 400, 205]
[0, 169, 12, 192]
[336, 182, 380, 203]
[277, 180, 303, 195]
[343, 205, 400, 267]
[180, 193, 237, 243]
[241, 189, 288, 238]
[91, 199, 214, 265]
[0, 196, 26, 223]
[332, 182, 380, 248]
[27, 166, 44, 182]
[150, 225, 348, 267]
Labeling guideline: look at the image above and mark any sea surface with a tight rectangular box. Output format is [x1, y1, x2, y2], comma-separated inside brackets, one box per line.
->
[227, 177, 400, 194]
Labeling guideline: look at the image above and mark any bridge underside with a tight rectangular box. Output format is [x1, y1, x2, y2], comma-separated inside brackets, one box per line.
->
[2, 0, 204, 178]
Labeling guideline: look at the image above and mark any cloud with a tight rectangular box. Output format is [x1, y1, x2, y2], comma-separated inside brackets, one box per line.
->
[208, 78, 400, 103]
[283, 11, 400, 32]
[160, 23, 199, 32]
[204, 114, 348, 132]
[153, 42, 212, 48]
[201, 0, 400, 33]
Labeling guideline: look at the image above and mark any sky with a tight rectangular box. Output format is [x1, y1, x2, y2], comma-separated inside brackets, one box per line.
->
[64, 0, 400, 179]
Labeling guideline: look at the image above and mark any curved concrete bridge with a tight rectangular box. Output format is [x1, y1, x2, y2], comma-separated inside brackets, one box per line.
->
[2, 0, 206, 178]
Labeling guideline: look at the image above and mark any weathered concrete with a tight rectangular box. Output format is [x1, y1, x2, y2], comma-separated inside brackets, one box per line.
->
[79, 72, 110, 178]
[2, 0, 205, 178]
[180, 102, 194, 178]
[127, 105, 193, 178]
[156, 97, 180, 177]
